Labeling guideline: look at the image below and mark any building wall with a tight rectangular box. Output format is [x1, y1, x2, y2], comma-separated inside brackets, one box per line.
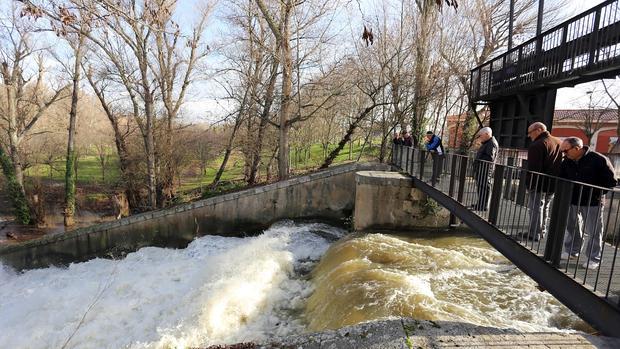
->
[594, 128, 618, 153]
[550, 127, 590, 143]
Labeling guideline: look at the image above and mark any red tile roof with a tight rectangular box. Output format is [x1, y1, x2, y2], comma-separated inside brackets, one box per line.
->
[554, 109, 618, 121]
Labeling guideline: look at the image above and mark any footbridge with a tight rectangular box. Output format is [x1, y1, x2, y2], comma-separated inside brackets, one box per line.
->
[470, 0, 620, 148]
[392, 144, 620, 337]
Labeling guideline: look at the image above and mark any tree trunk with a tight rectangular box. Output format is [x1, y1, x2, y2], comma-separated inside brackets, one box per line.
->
[248, 59, 279, 185]
[277, 3, 293, 180]
[64, 33, 85, 227]
[320, 105, 377, 169]
[212, 117, 243, 188]
[0, 145, 30, 224]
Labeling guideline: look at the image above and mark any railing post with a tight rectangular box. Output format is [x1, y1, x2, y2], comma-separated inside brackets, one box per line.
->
[588, 7, 602, 66]
[489, 165, 505, 225]
[405, 147, 410, 172]
[516, 159, 528, 205]
[457, 156, 469, 205]
[409, 148, 415, 175]
[545, 179, 574, 266]
[504, 156, 515, 198]
[449, 154, 459, 225]
[419, 149, 426, 180]
[398, 145, 403, 169]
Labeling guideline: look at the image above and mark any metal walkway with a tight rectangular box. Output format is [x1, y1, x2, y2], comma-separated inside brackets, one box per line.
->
[392, 144, 620, 337]
[471, 0, 620, 102]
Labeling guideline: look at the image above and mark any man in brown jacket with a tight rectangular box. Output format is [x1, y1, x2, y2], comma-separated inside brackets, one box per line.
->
[521, 122, 562, 242]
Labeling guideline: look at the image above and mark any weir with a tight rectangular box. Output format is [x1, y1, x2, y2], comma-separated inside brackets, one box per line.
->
[0, 162, 389, 270]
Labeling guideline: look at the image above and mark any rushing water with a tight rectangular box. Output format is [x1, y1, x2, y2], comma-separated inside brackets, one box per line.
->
[0, 222, 589, 349]
[306, 231, 591, 333]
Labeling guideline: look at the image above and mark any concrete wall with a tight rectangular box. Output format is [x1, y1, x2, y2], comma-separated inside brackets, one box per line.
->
[354, 171, 450, 231]
[0, 162, 389, 270]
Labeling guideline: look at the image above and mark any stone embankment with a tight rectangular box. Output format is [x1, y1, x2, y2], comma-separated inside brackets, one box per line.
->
[214, 318, 620, 349]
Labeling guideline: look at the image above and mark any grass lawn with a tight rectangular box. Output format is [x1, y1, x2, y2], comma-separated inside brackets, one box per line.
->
[25, 155, 121, 185]
[24, 141, 381, 194]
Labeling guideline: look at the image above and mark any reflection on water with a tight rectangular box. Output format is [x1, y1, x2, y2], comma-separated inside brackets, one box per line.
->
[305, 231, 592, 333]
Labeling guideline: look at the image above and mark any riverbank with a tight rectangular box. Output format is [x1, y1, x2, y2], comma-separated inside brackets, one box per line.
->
[223, 318, 620, 349]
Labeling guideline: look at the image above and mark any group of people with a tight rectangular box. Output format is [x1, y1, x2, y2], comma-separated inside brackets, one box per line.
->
[393, 130, 445, 186]
[522, 122, 616, 270]
[394, 123, 618, 270]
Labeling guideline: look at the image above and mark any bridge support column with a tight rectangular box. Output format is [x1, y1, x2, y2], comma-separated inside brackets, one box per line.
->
[354, 171, 450, 231]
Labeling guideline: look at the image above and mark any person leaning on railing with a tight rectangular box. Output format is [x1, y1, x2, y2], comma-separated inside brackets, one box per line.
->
[425, 131, 445, 187]
[471, 127, 498, 211]
[520, 122, 562, 242]
[559, 137, 618, 270]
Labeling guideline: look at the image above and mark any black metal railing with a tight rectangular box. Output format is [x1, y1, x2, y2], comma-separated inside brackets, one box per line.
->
[391, 144, 620, 308]
[471, 0, 620, 101]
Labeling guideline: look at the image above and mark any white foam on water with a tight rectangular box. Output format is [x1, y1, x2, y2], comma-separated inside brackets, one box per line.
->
[305, 232, 591, 333]
[0, 221, 345, 349]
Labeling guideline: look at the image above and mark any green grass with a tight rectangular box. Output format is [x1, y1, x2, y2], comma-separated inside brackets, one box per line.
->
[25, 155, 121, 185]
[23, 140, 381, 194]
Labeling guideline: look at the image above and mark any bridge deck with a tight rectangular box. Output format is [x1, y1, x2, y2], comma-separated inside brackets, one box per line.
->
[392, 145, 620, 336]
[429, 175, 620, 304]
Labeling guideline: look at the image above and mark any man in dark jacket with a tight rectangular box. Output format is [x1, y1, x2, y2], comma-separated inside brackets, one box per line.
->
[559, 137, 617, 269]
[402, 131, 414, 147]
[392, 132, 403, 145]
[425, 131, 444, 186]
[522, 122, 562, 242]
[471, 127, 498, 211]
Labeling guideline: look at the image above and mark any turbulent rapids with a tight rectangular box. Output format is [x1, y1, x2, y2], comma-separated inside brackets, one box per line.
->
[0, 222, 589, 348]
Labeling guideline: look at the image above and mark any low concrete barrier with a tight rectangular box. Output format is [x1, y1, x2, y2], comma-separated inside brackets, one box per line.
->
[0, 162, 389, 270]
[354, 171, 450, 231]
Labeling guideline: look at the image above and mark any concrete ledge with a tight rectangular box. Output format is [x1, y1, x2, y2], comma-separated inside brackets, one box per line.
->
[0, 162, 390, 270]
[355, 171, 413, 188]
[250, 318, 620, 348]
[354, 171, 450, 231]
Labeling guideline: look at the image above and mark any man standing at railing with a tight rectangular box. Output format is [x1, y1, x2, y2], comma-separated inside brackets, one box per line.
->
[402, 131, 414, 147]
[425, 131, 445, 186]
[559, 137, 617, 270]
[471, 127, 498, 211]
[520, 122, 562, 242]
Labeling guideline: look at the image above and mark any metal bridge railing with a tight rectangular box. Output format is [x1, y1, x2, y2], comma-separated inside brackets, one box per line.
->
[471, 0, 620, 101]
[391, 144, 620, 309]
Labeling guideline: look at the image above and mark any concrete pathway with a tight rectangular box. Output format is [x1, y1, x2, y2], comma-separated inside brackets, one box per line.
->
[216, 319, 620, 348]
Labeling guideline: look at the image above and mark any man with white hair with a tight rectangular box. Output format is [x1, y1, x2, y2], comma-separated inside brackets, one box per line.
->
[471, 127, 498, 211]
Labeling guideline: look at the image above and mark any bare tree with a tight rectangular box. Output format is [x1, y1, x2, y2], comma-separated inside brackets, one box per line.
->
[601, 79, 620, 152]
[0, 7, 69, 223]
[439, 0, 564, 149]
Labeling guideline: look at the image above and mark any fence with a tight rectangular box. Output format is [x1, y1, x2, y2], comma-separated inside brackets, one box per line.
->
[391, 144, 620, 309]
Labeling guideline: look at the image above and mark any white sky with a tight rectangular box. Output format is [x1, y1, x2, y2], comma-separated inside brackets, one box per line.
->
[554, 0, 617, 110]
[1, 0, 614, 120]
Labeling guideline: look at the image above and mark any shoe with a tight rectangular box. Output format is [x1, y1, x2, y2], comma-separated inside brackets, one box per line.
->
[561, 252, 579, 260]
[581, 260, 600, 270]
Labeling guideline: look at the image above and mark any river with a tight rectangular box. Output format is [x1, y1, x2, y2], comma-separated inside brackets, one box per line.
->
[0, 222, 589, 348]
